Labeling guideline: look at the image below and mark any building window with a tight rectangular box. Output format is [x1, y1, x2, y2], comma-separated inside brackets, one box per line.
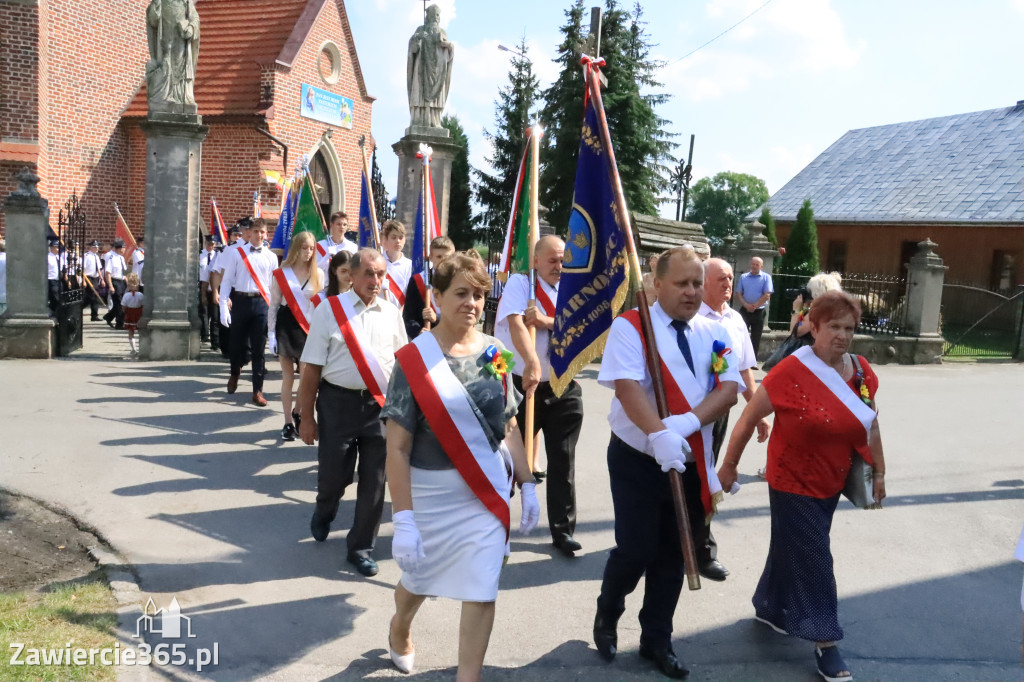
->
[318, 42, 342, 86]
[826, 239, 847, 273]
[990, 250, 1018, 292]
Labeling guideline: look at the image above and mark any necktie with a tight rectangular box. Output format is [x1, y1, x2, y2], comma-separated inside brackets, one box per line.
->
[669, 319, 696, 376]
[251, 247, 262, 253]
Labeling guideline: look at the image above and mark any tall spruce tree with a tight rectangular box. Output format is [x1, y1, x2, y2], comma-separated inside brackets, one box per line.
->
[476, 37, 540, 252]
[759, 205, 778, 247]
[780, 198, 820, 277]
[441, 114, 477, 250]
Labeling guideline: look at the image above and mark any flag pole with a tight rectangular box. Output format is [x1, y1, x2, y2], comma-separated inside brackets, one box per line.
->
[419, 144, 433, 331]
[525, 125, 542, 474]
[585, 59, 702, 591]
[360, 141, 381, 251]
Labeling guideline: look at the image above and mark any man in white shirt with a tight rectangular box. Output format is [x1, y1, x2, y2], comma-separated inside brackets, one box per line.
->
[82, 240, 103, 321]
[695, 258, 771, 582]
[381, 219, 412, 307]
[316, 211, 358, 279]
[198, 235, 217, 347]
[211, 223, 246, 359]
[299, 248, 407, 578]
[219, 218, 277, 405]
[594, 246, 740, 679]
[496, 235, 584, 556]
[102, 240, 129, 328]
[47, 239, 61, 313]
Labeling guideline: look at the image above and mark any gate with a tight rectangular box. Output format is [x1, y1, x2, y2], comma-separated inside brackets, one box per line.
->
[941, 284, 1024, 358]
[55, 192, 86, 355]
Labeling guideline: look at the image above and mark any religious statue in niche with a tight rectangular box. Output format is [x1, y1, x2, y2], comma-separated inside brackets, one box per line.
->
[406, 4, 453, 129]
[145, 0, 200, 110]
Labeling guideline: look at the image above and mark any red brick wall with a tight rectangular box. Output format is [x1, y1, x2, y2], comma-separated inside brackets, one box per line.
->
[776, 221, 1024, 289]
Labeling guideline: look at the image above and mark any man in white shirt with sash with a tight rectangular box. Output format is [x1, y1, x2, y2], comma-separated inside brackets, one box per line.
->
[594, 245, 740, 679]
[299, 248, 408, 578]
[381, 220, 412, 308]
[102, 239, 128, 328]
[317, 211, 358, 279]
[198, 235, 217, 348]
[219, 218, 277, 406]
[496, 235, 585, 556]
[83, 240, 103, 321]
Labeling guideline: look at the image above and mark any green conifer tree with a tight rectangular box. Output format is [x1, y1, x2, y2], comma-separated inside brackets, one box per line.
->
[441, 114, 477, 250]
[780, 199, 820, 277]
[759, 205, 778, 247]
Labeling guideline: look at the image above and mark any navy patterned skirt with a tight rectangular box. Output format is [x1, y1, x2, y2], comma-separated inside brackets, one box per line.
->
[752, 487, 844, 642]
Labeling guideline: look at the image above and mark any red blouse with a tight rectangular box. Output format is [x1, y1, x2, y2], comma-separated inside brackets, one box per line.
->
[761, 354, 879, 499]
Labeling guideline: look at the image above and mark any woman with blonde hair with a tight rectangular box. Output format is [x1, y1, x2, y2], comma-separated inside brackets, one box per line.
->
[382, 250, 539, 680]
[269, 231, 324, 441]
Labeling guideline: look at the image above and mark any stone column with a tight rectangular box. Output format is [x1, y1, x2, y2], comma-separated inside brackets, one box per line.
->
[905, 238, 946, 338]
[139, 112, 209, 360]
[0, 168, 56, 358]
[733, 221, 779, 274]
[392, 127, 460, 251]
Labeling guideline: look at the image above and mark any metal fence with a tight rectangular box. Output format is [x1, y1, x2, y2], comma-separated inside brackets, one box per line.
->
[941, 283, 1024, 358]
[764, 272, 908, 336]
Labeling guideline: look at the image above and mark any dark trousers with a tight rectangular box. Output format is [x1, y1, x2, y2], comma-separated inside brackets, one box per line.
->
[739, 306, 766, 356]
[103, 279, 126, 327]
[598, 435, 708, 649]
[229, 292, 268, 392]
[47, 279, 60, 313]
[513, 375, 583, 541]
[198, 287, 218, 345]
[85, 276, 102, 319]
[313, 382, 387, 558]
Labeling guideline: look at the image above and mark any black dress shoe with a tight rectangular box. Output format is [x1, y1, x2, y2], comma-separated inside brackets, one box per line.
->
[310, 514, 330, 542]
[281, 423, 296, 441]
[699, 559, 729, 582]
[553, 536, 582, 556]
[639, 645, 690, 679]
[348, 554, 379, 577]
[593, 611, 618, 661]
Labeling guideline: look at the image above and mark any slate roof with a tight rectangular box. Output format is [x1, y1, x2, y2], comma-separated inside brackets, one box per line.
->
[759, 103, 1024, 224]
[124, 0, 369, 118]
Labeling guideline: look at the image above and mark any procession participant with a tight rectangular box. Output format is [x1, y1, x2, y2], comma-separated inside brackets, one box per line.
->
[403, 235, 454, 340]
[219, 218, 276, 406]
[198, 235, 217, 347]
[594, 245, 740, 679]
[381, 220, 412, 307]
[47, 239, 61, 313]
[719, 290, 885, 682]
[695, 258, 770, 581]
[316, 211, 358, 280]
[268, 231, 323, 441]
[83, 241, 103, 321]
[103, 240, 129, 329]
[211, 223, 246, 360]
[383, 249, 539, 678]
[496, 235, 584, 557]
[298, 248, 407, 577]
[130, 236, 146, 289]
[121, 272, 144, 355]
[324, 251, 353, 298]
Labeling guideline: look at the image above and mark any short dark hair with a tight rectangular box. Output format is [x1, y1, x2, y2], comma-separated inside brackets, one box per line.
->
[429, 235, 455, 252]
[381, 220, 406, 238]
[655, 245, 700, 279]
[330, 211, 348, 224]
[253, 217, 268, 231]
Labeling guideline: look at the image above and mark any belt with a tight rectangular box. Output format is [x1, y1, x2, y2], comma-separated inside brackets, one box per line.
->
[111, 277, 125, 282]
[320, 380, 375, 401]
[231, 291, 264, 298]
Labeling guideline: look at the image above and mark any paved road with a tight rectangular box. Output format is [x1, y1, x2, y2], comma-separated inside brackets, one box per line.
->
[1, 321, 1022, 681]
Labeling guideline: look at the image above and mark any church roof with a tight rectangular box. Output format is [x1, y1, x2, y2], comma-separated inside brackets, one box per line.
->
[759, 102, 1024, 225]
[123, 0, 370, 118]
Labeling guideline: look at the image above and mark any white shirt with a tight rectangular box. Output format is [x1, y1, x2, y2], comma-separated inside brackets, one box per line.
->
[199, 249, 216, 283]
[269, 266, 322, 334]
[300, 289, 408, 389]
[598, 302, 741, 453]
[699, 301, 757, 375]
[385, 253, 413, 296]
[121, 291, 144, 309]
[47, 252, 60, 280]
[107, 253, 127, 280]
[83, 251, 101, 278]
[218, 242, 276, 299]
[317, 235, 358, 270]
[212, 242, 241, 275]
[0, 252, 7, 303]
[495, 273, 558, 381]
[130, 248, 145, 277]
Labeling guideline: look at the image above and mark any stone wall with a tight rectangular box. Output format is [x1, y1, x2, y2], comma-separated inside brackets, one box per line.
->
[756, 330, 944, 366]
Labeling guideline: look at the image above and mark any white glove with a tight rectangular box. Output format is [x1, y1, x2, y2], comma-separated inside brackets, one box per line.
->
[648, 429, 688, 473]
[662, 412, 701, 440]
[728, 481, 741, 495]
[519, 482, 540, 534]
[268, 332, 277, 355]
[391, 510, 425, 574]
[219, 300, 231, 327]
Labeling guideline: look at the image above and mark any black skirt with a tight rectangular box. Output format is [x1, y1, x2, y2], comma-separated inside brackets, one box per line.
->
[275, 305, 308, 359]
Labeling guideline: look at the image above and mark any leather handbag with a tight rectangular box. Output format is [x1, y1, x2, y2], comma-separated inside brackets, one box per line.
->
[843, 354, 878, 509]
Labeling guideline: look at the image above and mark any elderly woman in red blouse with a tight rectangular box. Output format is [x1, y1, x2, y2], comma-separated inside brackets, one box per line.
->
[719, 290, 886, 682]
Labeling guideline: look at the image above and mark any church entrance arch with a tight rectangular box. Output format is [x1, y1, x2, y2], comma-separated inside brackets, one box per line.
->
[306, 133, 345, 222]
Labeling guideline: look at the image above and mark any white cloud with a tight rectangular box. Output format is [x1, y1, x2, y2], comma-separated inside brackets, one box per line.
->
[662, 48, 772, 102]
[1012, 0, 1024, 14]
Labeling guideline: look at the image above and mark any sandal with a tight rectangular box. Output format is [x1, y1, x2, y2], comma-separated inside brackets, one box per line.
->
[815, 644, 852, 682]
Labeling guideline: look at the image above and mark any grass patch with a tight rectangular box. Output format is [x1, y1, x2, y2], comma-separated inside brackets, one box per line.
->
[0, 570, 118, 682]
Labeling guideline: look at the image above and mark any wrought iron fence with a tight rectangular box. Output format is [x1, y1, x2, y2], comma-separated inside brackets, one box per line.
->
[941, 283, 1023, 358]
[371, 149, 395, 225]
[764, 272, 908, 336]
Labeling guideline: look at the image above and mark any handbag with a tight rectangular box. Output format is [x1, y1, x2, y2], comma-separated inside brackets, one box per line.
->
[842, 354, 878, 509]
[761, 330, 813, 372]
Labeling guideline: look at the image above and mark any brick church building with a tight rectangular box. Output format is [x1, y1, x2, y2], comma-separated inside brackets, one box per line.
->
[0, 0, 374, 241]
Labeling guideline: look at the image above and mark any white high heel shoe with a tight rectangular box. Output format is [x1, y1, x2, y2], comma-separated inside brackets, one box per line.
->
[388, 618, 414, 674]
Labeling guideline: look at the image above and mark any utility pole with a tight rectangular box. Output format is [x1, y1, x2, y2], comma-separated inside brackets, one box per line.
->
[674, 134, 695, 221]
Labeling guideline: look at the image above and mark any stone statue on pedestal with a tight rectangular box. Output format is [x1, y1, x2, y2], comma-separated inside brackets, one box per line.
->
[145, 0, 200, 110]
[406, 4, 453, 130]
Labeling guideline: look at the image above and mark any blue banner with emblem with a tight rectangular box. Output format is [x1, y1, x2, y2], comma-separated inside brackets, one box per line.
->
[548, 85, 630, 397]
[357, 164, 378, 249]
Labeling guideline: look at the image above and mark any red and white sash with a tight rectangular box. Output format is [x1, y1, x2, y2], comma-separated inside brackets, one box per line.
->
[327, 295, 390, 408]
[310, 293, 324, 308]
[273, 267, 313, 334]
[413, 273, 440, 315]
[622, 310, 723, 520]
[316, 242, 328, 258]
[387, 276, 407, 306]
[791, 346, 876, 439]
[534, 278, 557, 317]
[386, 257, 410, 307]
[395, 333, 512, 538]
[239, 248, 270, 304]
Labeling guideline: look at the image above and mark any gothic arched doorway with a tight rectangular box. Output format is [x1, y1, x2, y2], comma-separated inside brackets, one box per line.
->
[310, 150, 334, 221]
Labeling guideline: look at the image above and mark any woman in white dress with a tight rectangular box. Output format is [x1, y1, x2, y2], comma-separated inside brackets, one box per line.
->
[268, 231, 323, 441]
[382, 251, 540, 680]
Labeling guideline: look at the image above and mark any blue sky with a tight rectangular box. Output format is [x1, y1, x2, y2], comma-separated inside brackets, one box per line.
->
[347, 0, 1024, 219]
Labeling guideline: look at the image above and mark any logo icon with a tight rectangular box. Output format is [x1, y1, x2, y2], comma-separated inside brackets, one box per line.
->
[134, 597, 196, 639]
